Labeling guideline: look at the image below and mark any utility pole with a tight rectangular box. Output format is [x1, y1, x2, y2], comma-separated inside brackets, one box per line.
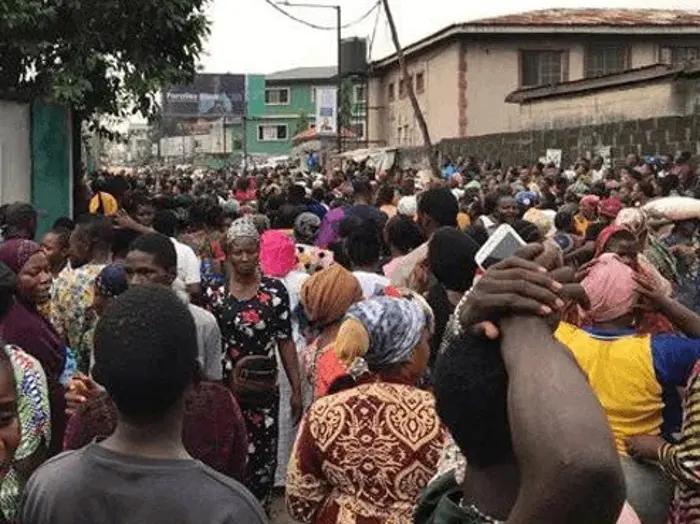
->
[381, 0, 439, 178]
[336, 5, 342, 154]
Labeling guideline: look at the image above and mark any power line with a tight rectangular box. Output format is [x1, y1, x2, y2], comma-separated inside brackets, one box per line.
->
[262, 0, 381, 31]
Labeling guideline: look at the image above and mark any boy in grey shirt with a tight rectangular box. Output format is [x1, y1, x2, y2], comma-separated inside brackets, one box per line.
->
[21, 285, 267, 524]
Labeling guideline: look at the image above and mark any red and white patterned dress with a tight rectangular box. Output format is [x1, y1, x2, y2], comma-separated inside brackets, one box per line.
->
[286, 379, 447, 523]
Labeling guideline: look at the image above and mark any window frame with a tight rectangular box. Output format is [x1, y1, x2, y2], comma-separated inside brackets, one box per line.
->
[519, 49, 568, 88]
[264, 87, 291, 106]
[257, 124, 289, 142]
[660, 45, 700, 65]
[388, 82, 395, 102]
[585, 44, 629, 78]
[350, 120, 366, 140]
[353, 84, 367, 104]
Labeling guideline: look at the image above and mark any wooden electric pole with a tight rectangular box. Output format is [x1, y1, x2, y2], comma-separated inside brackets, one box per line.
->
[381, 0, 440, 179]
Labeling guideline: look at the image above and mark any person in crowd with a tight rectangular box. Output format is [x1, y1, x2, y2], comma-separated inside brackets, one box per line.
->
[375, 184, 397, 218]
[122, 233, 222, 381]
[664, 219, 700, 313]
[382, 214, 424, 280]
[153, 210, 202, 299]
[556, 253, 700, 523]
[259, 229, 309, 488]
[1, 203, 38, 242]
[287, 296, 446, 523]
[300, 265, 363, 401]
[391, 188, 458, 289]
[552, 205, 582, 255]
[574, 194, 600, 236]
[0, 263, 50, 523]
[426, 227, 479, 368]
[20, 285, 267, 524]
[51, 215, 112, 373]
[346, 177, 388, 229]
[417, 245, 626, 524]
[210, 217, 302, 510]
[39, 228, 70, 278]
[599, 197, 623, 225]
[293, 212, 333, 275]
[0, 240, 66, 456]
[345, 224, 390, 299]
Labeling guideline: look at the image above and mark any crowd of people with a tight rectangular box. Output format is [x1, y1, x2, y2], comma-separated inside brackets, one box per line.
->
[0, 149, 699, 523]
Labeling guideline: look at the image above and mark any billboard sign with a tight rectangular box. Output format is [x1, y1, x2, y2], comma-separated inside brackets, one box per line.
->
[163, 74, 245, 118]
[315, 86, 337, 135]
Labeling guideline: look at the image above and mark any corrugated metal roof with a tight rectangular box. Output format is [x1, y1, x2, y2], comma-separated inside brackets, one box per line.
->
[505, 62, 700, 103]
[266, 66, 337, 82]
[472, 8, 700, 27]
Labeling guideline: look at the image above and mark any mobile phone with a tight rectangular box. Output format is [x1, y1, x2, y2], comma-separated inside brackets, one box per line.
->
[475, 224, 526, 270]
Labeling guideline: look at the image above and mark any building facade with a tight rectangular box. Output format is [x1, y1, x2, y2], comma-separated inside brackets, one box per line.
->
[367, 8, 700, 147]
[247, 66, 367, 158]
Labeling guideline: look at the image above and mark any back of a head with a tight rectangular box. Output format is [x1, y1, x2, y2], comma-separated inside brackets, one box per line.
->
[129, 233, 177, 273]
[75, 214, 114, 250]
[352, 177, 372, 200]
[434, 331, 512, 469]
[153, 210, 178, 238]
[385, 215, 424, 255]
[93, 285, 197, 421]
[346, 222, 381, 268]
[428, 227, 479, 292]
[418, 188, 458, 227]
[4, 202, 38, 239]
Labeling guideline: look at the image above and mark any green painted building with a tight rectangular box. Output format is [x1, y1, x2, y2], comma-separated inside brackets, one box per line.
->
[245, 66, 367, 158]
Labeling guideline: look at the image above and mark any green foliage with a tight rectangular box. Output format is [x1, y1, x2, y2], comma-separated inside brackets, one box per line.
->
[0, 0, 210, 125]
[340, 77, 354, 130]
[296, 111, 310, 135]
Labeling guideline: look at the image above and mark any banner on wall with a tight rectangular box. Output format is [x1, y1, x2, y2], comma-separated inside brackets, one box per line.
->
[315, 86, 337, 135]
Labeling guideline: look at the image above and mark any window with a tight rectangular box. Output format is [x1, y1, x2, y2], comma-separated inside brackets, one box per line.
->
[264, 88, 290, 105]
[521, 50, 565, 87]
[388, 83, 395, 101]
[310, 87, 316, 103]
[353, 84, 366, 104]
[257, 124, 288, 141]
[399, 79, 406, 98]
[661, 46, 700, 65]
[350, 120, 366, 140]
[415, 72, 425, 94]
[586, 45, 627, 77]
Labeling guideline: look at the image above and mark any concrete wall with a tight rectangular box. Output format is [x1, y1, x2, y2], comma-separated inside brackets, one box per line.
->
[439, 113, 700, 169]
[0, 101, 31, 204]
[370, 34, 700, 144]
[368, 40, 461, 147]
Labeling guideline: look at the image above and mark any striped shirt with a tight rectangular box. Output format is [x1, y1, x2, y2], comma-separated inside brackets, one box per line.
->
[660, 359, 700, 523]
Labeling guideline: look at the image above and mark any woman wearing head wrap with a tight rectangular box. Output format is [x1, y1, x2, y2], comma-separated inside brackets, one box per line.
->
[208, 217, 302, 511]
[554, 251, 700, 523]
[0, 344, 50, 522]
[299, 265, 363, 401]
[287, 296, 446, 524]
[0, 241, 66, 457]
[574, 194, 600, 236]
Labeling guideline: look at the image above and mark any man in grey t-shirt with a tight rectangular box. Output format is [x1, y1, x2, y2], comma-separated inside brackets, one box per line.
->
[21, 285, 266, 524]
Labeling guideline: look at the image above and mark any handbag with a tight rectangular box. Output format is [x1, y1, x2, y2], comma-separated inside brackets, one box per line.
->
[230, 355, 278, 408]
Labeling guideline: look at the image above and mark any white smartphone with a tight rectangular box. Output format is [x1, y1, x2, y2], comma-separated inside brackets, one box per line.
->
[475, 224, 526, 270]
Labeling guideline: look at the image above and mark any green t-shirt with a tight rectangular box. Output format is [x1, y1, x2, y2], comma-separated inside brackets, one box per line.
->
[414, 472, 492, 524]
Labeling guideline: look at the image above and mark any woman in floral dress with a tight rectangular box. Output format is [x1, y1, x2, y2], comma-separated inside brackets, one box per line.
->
[209, 218, 302, 512]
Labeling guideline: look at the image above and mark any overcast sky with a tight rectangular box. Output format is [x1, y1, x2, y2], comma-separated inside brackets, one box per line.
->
[201, 0, 699, 74]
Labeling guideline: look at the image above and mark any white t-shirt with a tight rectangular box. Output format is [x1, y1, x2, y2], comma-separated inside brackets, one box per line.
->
[171, 238, 201, 285]
[353, 271, 390, 299]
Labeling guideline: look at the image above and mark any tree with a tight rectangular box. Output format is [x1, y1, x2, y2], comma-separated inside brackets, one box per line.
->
[0, 0, 210, 131]
[381, 0, 440, 178]
[296, 111, 310, 135]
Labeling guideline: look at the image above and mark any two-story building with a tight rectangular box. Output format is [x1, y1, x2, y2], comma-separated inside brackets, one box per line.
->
[367, 8, 700, 147]
[246, 66, 367, 157]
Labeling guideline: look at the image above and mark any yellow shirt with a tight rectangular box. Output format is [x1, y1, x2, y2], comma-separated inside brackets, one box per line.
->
[555, 322, 663, 455]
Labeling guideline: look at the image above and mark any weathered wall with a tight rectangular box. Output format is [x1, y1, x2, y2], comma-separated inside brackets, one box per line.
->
[516, 80, 682, 131]
[0, 100, 32, 204]
[438, 113, 700, 168]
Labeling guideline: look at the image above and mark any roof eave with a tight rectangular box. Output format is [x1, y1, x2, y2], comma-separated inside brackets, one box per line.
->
[371, 24, 700, 70]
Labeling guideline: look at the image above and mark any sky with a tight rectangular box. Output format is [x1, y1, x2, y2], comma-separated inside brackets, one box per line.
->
[201, 0, 700, 74]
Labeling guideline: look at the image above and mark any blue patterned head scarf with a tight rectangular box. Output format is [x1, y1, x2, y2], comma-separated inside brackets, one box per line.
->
[346, 296, 426, 369]
[95, 264, 128, 298]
